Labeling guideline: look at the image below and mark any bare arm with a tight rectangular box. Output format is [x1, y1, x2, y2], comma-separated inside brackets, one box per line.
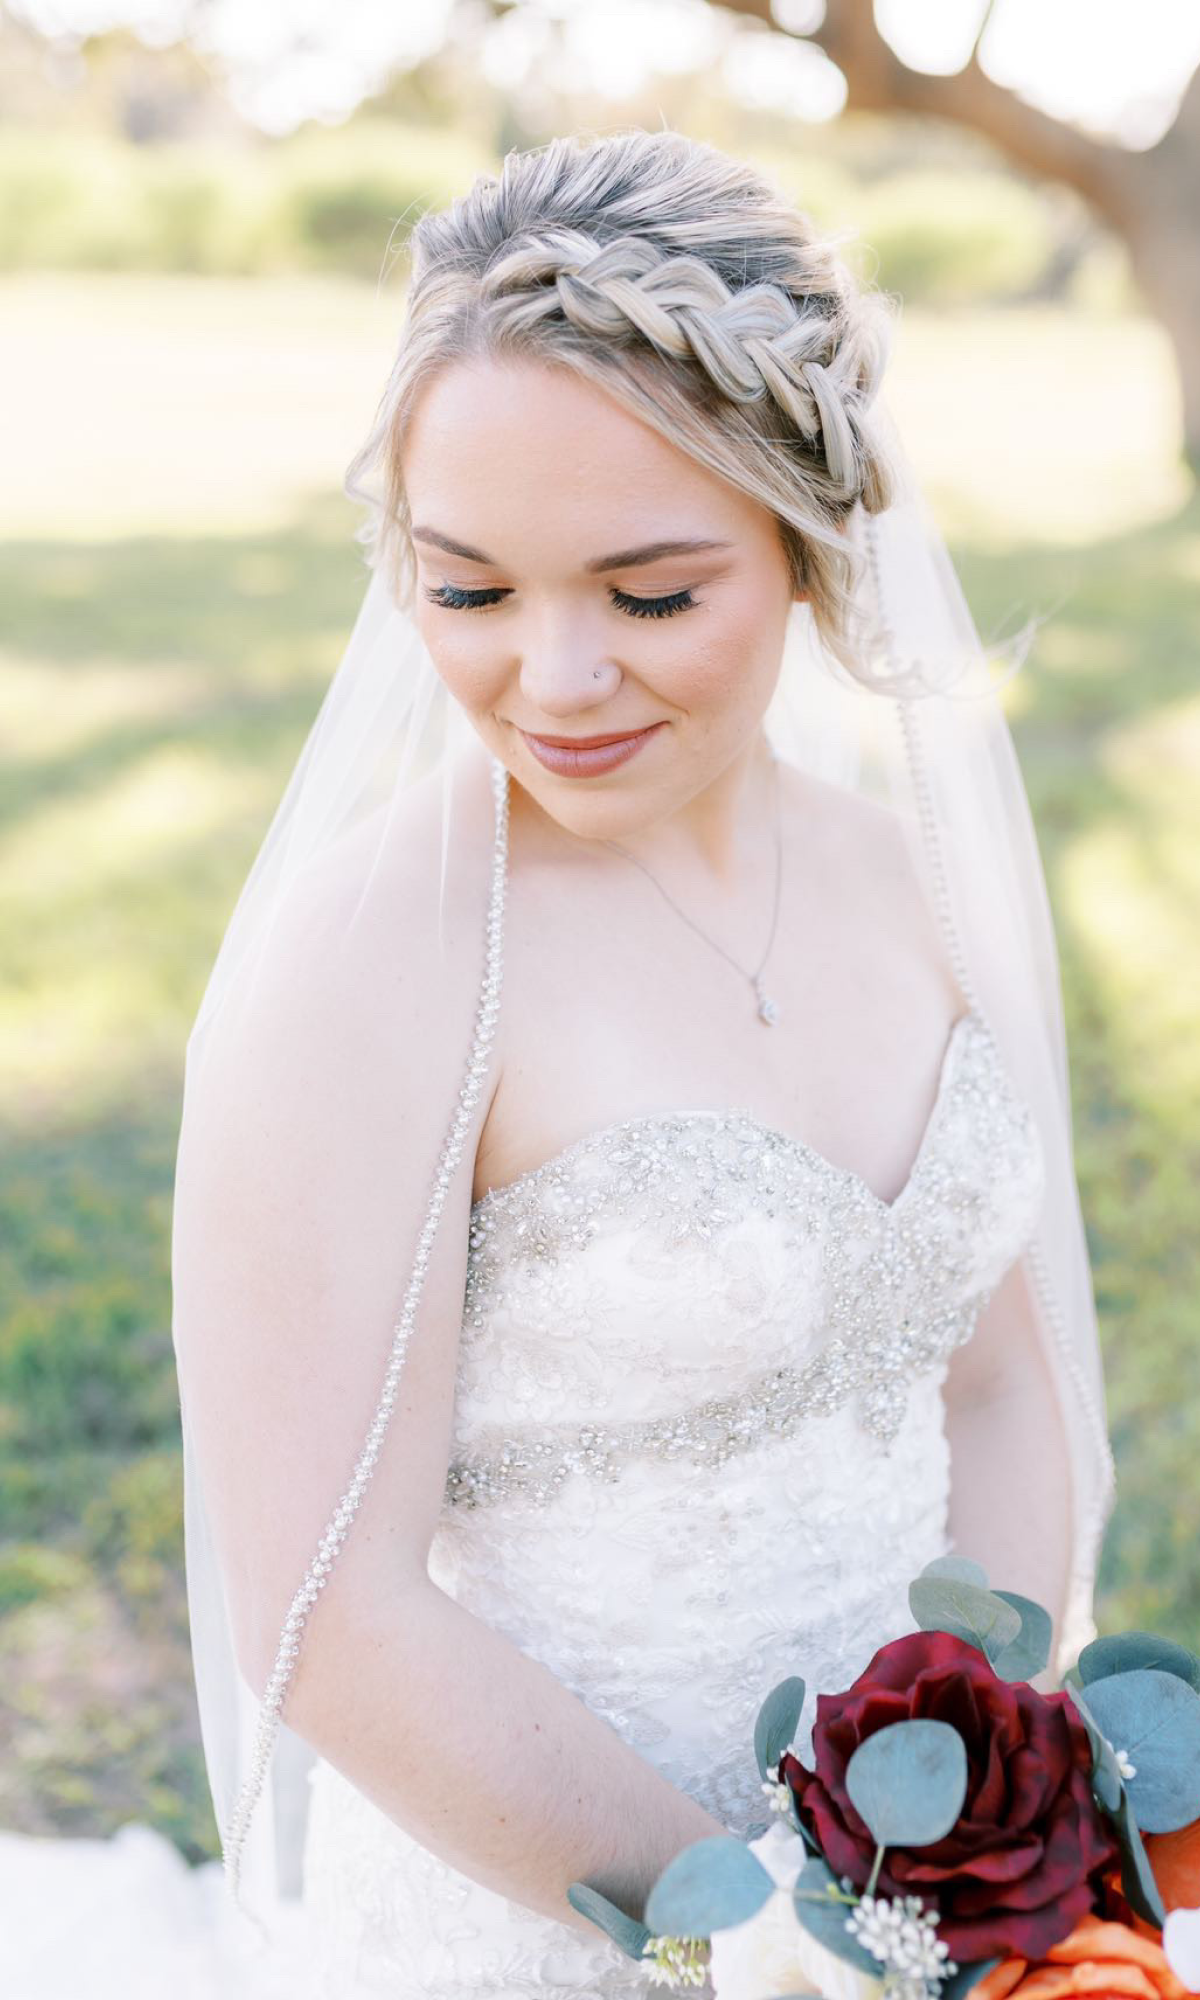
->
[943, 1253, 1074, 1688]
[284, 1567, 729, 1932]
[174, 755, 728, 1947]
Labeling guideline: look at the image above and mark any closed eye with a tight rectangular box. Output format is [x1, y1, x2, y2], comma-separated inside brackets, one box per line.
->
[424, 583, 699, 620]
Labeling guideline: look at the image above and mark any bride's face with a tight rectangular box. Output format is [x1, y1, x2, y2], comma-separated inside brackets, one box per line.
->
[400, 355, 804, 838]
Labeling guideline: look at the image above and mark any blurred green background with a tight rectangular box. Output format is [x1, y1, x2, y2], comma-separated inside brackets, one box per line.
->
[1, 9, 1197, 1867]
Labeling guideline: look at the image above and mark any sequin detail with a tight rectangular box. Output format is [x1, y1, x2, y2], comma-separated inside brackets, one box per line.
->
[445, 1011, 1045, 1510]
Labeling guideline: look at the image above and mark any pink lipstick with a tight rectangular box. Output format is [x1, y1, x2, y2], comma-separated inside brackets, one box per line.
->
[518, 722, 666, 777]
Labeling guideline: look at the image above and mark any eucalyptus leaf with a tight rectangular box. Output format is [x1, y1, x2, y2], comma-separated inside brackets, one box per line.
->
[1083, 1669, 1200, 1833]
[1080, 1632, 1200, 1694]
[919, 1555, 991, 1590]
[845, 1719, 968, 1847]
[1092, 1727, 1127, 1811]
[566, 1881, 653, 1961]
[990, 1591, 1053, 1682]
[792, 1855, 882, 1975]
[943, 1957, 1003, 2000]
[1110, 1786, 1168, 1929]
[1064, 1697, 1158, 1924]
[1063, 1679, 1126, 1812]
[908, 1576, 1023, 1663]
[755, 1676, 807, 1780]
[643, 1834, 775, 1938]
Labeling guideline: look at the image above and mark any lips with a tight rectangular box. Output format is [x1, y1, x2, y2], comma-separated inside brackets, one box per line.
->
[518, 721, 666, 777]
[523, 728, 657, 748]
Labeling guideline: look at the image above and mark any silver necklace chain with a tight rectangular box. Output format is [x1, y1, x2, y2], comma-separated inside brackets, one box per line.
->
[599, 748, 784, 1026]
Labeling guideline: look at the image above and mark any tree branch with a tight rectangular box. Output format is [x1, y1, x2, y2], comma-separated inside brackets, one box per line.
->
[715, 0, 1136, 226]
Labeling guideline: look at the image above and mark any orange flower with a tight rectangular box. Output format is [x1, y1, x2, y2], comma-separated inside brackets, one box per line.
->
[1146, 1821, 1200, 1915]
[1098, 1819, 1200, 1944]
[971, 1913, 1192, 2000]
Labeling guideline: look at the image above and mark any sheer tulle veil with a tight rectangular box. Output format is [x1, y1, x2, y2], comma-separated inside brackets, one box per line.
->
[169, 162, 1116, 1956]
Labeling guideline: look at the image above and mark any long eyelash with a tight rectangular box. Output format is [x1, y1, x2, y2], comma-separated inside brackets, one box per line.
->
[424, 583, 509, 612]
[424, 582, 698, 619]
[610, 586, 696, 620]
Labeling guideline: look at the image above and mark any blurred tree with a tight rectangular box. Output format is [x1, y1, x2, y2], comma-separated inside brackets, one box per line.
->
[715, 0, 1200, 465]
[0, 13, 250, 143]
[4, 0, 1195, 444]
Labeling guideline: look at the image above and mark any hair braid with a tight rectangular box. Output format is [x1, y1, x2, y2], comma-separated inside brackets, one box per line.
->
[346, 129, 902, 682]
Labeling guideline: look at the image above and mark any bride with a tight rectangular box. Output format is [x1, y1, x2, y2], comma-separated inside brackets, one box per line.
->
[3, 128, 1115, 2000]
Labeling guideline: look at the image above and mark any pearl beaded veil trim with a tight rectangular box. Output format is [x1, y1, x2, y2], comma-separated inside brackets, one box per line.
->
[216, 756, 512, 1921]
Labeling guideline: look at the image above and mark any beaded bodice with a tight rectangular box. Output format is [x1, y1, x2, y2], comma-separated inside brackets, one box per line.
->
[302, 1006, 1045, 1998]
[443, 1008, 1043, 1510]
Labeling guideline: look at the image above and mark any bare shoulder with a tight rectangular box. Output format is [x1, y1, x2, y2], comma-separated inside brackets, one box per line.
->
[214, 736, 501, 1166]
[780, 760, 921, 885]
[778, 759, 963, 1007]
[273, 735, 498, 966]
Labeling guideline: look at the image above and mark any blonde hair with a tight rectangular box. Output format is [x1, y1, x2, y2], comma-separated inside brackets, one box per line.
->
[344, 127, 902, 683]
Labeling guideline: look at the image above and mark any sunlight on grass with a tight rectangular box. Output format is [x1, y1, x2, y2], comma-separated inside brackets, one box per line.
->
[1062, 690, 1200, 1106]
[3, 739, 269, 897]
[1064, 818, 1200, 1092]
[889, 306, 1188, 545]
[4, 653, 213, 759]
[0, 740, 286, 1110]
[1029, 623, 1134, 677]
[0, 272, 403, 540]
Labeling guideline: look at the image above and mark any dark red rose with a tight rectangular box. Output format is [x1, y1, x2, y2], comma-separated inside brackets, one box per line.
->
[778, 1628, 1120, 1963]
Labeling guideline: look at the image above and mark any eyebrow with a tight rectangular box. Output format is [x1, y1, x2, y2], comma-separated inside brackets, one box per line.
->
[409, 527, 733, 572]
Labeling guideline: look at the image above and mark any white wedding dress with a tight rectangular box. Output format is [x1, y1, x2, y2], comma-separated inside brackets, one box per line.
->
[300, 1005, 1045, 1997]
[1, 1007, 1045, 2000]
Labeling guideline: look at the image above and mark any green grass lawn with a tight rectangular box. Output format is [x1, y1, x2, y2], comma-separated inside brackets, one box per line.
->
[1, 274, 1197, 1861]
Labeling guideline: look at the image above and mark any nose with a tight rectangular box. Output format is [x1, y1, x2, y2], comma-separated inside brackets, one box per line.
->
[517, 641, 622, 716]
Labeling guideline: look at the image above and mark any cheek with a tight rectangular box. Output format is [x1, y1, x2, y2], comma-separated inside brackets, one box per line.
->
[660, 600, 779, 712]
[415, 613, 507, 712]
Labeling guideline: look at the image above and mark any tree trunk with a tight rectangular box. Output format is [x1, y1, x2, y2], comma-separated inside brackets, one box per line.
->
[1116, 161, 1200, 471]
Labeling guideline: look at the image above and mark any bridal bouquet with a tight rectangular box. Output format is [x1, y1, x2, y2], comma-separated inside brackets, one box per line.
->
[568, 1557, 1200, 2000]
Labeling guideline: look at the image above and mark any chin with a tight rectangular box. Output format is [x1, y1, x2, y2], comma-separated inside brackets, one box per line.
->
[507, 767, 663, 841]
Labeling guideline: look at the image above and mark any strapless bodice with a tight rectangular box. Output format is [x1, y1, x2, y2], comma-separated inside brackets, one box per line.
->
[443, 1008, 1045, 1509]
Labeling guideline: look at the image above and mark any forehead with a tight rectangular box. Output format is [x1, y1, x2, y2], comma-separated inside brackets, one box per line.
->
[400, 355, 764, 562]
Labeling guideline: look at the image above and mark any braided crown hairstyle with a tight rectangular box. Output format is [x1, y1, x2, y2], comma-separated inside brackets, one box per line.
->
[345, 128, 902, 683]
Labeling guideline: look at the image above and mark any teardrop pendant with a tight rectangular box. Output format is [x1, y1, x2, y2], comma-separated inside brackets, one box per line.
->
[754, 976, 779, 1026]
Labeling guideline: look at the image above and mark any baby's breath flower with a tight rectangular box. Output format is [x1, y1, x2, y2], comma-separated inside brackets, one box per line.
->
[641, 1932, 711, 1989]
[845, 1890, 958, 2000]
[760, 1761, 792, 1814]
[1115, 1747, 1138, 1781]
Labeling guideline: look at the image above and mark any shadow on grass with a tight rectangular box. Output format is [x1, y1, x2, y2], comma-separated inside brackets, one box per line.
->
[0, 1100, 217, 1859]
[0, 489, 364, 835]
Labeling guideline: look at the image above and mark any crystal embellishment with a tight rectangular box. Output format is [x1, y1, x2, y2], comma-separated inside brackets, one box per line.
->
[445, 1010, 1046, 1511]
[444, 1299, 980, 1510]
